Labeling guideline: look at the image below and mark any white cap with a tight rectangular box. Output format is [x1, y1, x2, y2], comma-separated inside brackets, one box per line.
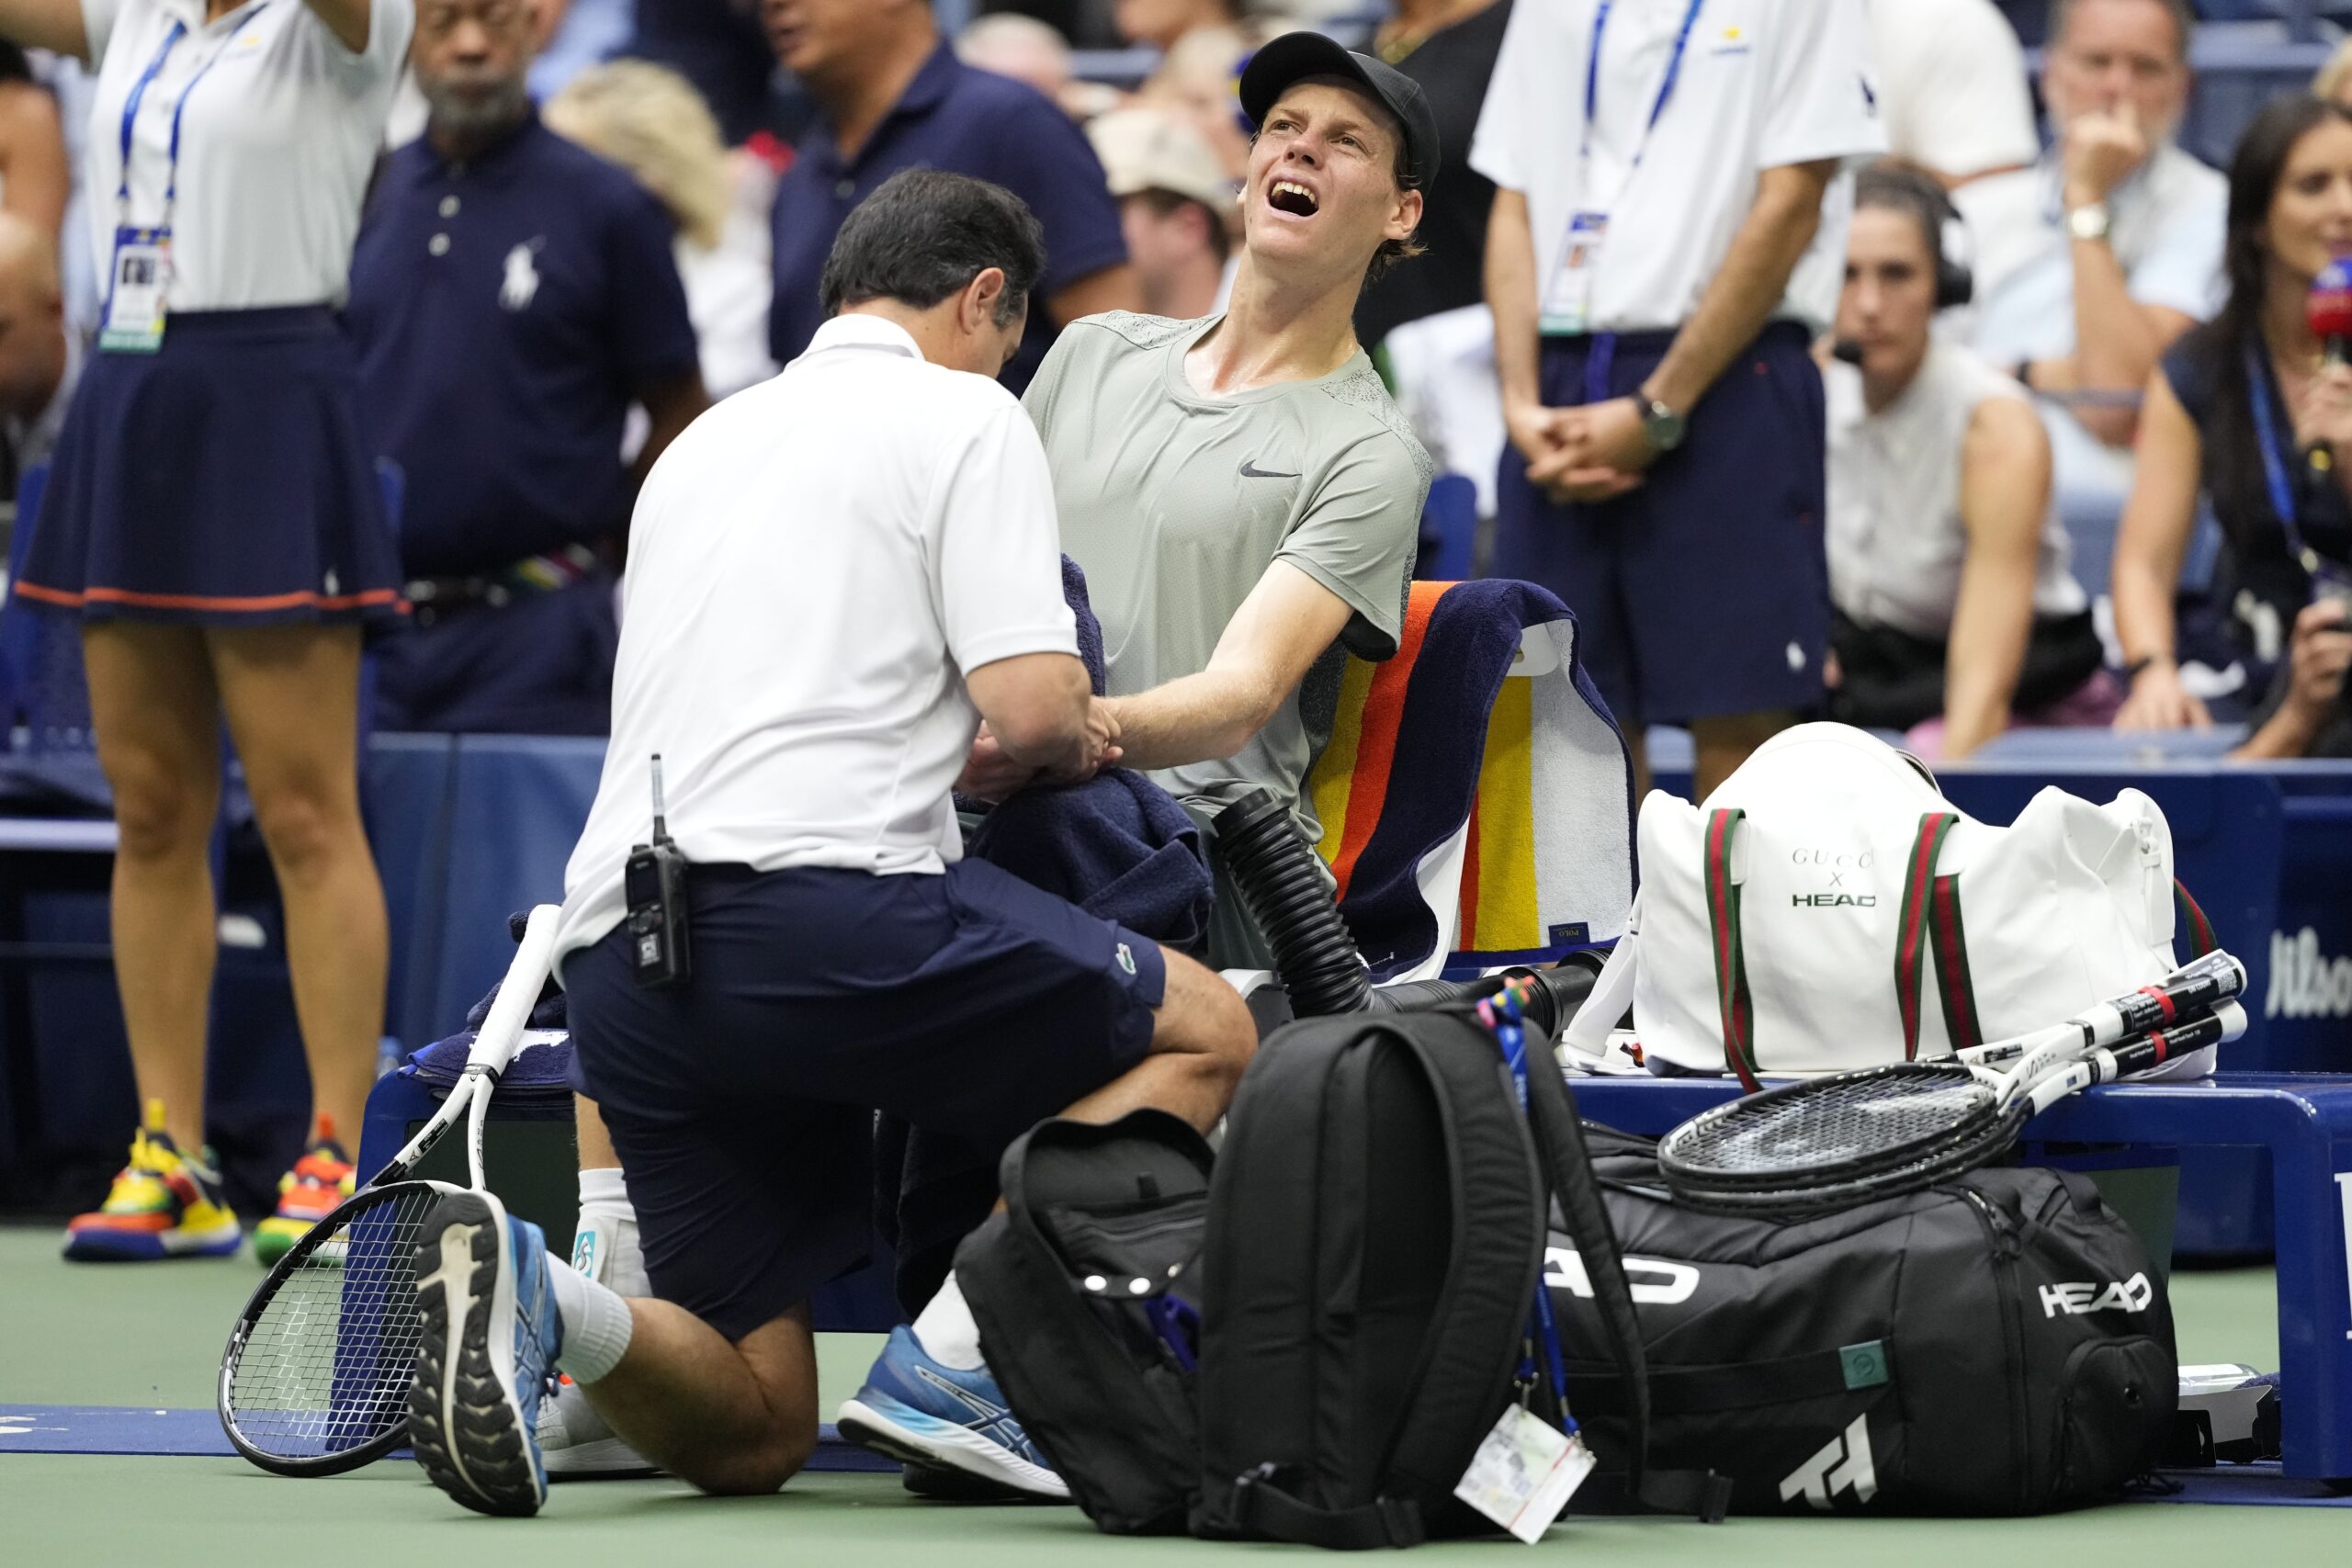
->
[1087, 107, 1236, 216]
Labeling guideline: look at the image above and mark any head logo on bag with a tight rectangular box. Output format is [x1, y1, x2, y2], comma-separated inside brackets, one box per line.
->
[1778, 1416, 1878, 1510]
[2038, 1272, 2154, 1318]
[1544, 1246, 1699, 1306]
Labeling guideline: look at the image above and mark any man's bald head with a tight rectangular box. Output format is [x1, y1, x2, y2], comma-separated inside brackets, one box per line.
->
[0, 213, 66, 421]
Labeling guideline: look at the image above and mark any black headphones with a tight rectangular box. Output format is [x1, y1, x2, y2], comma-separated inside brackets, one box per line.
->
[1857, 164, 1973, 310]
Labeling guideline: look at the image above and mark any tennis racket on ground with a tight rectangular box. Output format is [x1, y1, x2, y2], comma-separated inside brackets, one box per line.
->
[217, 904, 562, 1477]
[1656, 952, 2247, 1216]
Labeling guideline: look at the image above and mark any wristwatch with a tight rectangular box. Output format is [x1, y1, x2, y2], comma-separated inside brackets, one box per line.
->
[2066, 202, 2112, 243]
[1637, 395, 1687, 452]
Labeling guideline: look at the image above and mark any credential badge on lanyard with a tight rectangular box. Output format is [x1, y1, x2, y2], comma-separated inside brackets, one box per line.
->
[1539, 0, 1709, 336]
[100, 12, 257, 354]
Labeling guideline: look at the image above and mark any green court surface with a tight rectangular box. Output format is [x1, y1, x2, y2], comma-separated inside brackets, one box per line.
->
[0, 1224, 2335, 1566]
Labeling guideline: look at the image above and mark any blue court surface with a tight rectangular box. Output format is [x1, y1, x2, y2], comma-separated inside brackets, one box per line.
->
[3, 1225, 2346, 1567]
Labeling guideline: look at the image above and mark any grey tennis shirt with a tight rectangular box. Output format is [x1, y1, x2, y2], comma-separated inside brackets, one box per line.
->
[1024, 311, 1431, 843]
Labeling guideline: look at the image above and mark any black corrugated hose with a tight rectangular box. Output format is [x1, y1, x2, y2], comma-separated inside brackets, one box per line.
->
[1212, 789, 1606, 1032]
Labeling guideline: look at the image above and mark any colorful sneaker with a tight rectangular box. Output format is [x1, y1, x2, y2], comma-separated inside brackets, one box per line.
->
[62, 1101, 242, 1261]
[836, 1326, 1069, 1501]
[409, 1190, 562, 1517]
[253, 1118, 356, 1268]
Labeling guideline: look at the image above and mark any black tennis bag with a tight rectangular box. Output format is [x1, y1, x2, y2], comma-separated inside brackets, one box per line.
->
[1190, 1012, 1726, 1547]
[1547, 1129, 2178, 1515]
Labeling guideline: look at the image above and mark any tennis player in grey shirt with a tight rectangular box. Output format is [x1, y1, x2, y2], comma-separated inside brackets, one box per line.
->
[1017, 35, 1437, 962]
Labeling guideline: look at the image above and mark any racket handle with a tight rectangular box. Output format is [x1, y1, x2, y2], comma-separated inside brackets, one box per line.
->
[2075, 952, 2248, 1052]
[2094, 1000, 2245, 1083]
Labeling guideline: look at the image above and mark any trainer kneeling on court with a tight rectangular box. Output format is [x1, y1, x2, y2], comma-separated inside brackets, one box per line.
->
[407, 168, 1257, 1518]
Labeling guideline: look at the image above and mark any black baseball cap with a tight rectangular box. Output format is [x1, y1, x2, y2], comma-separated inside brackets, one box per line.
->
[1237, 31, 1442, 193]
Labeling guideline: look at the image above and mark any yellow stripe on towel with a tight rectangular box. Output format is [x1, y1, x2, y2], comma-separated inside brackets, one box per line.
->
[1308, 653, 1380, 868]
[1467, 674, 1542, 951]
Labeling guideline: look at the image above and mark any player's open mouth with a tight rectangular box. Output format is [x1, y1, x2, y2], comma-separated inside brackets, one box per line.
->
[1267, 180, 1320, 219]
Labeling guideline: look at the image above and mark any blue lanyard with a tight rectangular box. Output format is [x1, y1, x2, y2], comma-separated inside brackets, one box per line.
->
[1580, 0, 1709, 175]
[2245, 345, 2333, 576]
[115, 8, 260, 222]
[1482, 987, 1575, 1428]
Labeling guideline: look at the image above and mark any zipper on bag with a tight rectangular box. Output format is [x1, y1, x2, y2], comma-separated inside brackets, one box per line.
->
[1958, 1188, 2032, 1512]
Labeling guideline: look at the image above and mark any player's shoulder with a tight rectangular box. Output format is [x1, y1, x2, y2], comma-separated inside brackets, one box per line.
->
[1067, 310, 1199, 353]
[1312, 358, 1435, 489]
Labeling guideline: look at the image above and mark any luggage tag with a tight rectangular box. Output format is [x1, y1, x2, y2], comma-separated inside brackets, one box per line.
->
[99, 225, 170, 354]
[1539, 210, 1609, 336]
[1454, 1404, 1598, 1543]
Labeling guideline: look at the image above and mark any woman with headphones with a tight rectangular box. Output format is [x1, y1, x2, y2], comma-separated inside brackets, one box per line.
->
[1823, 164, 2108, 759]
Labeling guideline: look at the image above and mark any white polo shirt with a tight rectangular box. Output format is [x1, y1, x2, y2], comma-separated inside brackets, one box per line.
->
[80, 0, 412, 310]
[554, 313, 1080, 967]
[1470, 0, 1885, 334]
[1867, 0, 2037, 181]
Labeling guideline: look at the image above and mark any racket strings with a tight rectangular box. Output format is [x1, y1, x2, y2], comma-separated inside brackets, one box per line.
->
[1664, 1065, 1997, 1181]
[225, 1184, 439, 1458]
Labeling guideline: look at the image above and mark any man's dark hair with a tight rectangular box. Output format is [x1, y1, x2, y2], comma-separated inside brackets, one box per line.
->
[820, 169, 1046, 327]
[2047, 0, 2193, 63]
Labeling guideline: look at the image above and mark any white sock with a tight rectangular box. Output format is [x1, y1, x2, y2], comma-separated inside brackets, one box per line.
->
[543, 1254, 634, 1385]
[573, 1167, 650, 1299]
[910, 1271, 987, 1371]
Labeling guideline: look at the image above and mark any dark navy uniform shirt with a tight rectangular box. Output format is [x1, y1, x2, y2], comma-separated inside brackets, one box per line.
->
[348, 113, 702, 579]
[767, 46, 1127, 392]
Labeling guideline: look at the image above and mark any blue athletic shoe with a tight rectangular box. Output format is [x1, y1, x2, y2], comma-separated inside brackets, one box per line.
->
[835, 1325, 1069, 1500]
[409, 1190, 562, 1517]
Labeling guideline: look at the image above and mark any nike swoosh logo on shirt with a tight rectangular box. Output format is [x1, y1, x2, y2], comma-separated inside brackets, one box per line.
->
[1239, 460, 1299, 479]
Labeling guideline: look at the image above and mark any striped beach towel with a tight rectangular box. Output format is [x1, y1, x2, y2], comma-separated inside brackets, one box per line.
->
[1306, 579, 1634, 980]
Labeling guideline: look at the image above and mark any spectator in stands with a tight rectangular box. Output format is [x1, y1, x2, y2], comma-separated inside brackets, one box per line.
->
[1826, 167, 2107, 760]
[0, 45, 66, 244]
[0, 211, 73, 488]
[1087, 106, 1234, 319]
[2, 0, 409, 1266]
[763, 0, 1138, 392]
[2112, 95, 2352, 731]
[1867, 0, 2039, 188]
[1956, 0, 2224, 516]
[1477, 0, 1884, 798]
[956, 9, 1118, 120]
[348, 0, 708, 737]
[1115, 0, 1246, 51]
[2322, 39, 2352, 111]
[547, 61, 780, 400]
[1140, 23, 1274, 185]
[2234, 598, 2352, 758]
[1357, 0, 1513, 534]
[629, 0, 776, 147]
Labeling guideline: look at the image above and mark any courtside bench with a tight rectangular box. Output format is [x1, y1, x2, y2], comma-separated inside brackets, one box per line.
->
[1567, 1070, 2352, 1485]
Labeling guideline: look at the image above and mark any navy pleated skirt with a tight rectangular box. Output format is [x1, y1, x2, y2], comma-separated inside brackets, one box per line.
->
[15, 306, 406, 628]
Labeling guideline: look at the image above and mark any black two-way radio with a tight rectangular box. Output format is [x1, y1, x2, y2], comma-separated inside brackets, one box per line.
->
[625, 753, 691, 988]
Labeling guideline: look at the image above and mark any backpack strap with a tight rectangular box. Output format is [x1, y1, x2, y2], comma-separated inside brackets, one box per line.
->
[1893, 811, 1962, 1061]
[1703, 808, 1759, 1090]
[1227, 1469, 1429, 1550]
[1522, 1053, 1731, 1522]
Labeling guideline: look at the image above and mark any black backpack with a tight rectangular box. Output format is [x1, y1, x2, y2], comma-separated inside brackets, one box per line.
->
[956, 1109, 1213, 1535]
[957, 1010, 1724, 1545]
[1547, 1129, 2178, 1515]
[1190, 1010, 1726, 1547]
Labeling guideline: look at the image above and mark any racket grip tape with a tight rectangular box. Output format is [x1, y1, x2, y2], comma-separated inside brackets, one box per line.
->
[2099, 1000, 2245, 1079]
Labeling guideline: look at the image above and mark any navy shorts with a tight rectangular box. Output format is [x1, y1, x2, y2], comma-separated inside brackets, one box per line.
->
[1489, 322, 1829, 729]
[374, 574, 618, 736]
[17, 308, 405, 629]
[564, 858, 1167, 1341]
